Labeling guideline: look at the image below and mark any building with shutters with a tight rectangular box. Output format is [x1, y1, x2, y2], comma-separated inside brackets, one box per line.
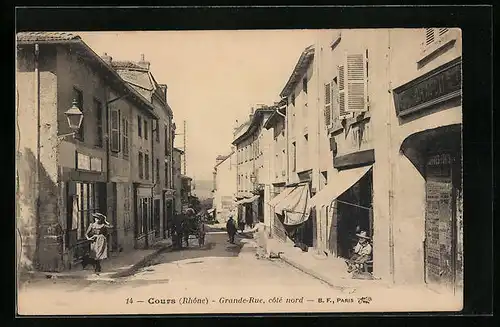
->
[267, 28, 462, 295]
[109, 55, 176, 249]
[232, 106, 275, 230]
[16, 32, 161, 272]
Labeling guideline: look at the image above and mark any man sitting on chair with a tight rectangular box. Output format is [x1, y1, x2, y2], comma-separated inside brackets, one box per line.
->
[346, 231, 372, 273]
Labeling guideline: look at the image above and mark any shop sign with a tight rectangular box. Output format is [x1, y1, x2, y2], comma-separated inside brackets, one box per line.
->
[90, 157, 102, 172]
[393, 58, 461, 117]
[76, 152, 90, 171]
[137, 187, 152, 198]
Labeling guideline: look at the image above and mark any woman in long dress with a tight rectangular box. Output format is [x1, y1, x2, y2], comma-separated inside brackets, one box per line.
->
[85, 213, 112, 274]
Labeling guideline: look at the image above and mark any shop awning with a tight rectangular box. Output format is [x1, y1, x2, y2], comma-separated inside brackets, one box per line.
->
[275, 184, 311, 226]
[268, 187, 295, 208]
[236, 195, 260, 205]
[309, 165, 372, 209]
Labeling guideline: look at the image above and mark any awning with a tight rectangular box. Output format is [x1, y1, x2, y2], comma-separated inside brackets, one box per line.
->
[275, 184, 311, 226]
[268, 187, 295, 208]
[309, 165, 372, 209]
[236, 195, 260, 205]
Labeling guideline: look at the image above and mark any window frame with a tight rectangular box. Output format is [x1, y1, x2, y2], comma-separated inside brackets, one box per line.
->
[110, 108, 120, 152]
[138, 115, 142, 138]
[122, 118, 129, 157]
[94, 98, 103, 148]
[145, 153, 150, 180]
[138, 152, 144, 179]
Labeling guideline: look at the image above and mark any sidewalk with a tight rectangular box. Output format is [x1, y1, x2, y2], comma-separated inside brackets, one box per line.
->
[20, 238, 173, 282]
[265, 238, 390, 292]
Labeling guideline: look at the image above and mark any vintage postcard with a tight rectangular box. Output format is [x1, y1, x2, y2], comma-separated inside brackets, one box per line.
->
[16, 28, 463, 315]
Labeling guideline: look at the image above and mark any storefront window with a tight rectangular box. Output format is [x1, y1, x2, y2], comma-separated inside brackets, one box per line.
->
[75, 182, 100, 240]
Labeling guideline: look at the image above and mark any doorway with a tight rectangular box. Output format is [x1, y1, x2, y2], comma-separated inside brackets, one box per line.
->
[336, 170, 373, 259]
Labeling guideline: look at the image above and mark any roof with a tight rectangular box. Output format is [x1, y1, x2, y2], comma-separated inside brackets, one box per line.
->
[16, 32, 81, 42]
[232, 106, 276, 145]
[263, 107, 287, 130]
[111, 61, 145, 70]
[16, 32, 159, 120]
[279, 45, 315, 98]
[214, 151, 235, 168]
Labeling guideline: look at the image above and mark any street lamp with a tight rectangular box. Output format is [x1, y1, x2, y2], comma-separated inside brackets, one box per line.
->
[58, 99, 84, 140]
[250, 173, 257, 185]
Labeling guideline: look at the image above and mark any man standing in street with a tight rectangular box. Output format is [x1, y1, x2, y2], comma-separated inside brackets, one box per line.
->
[226, 215, 237, 244]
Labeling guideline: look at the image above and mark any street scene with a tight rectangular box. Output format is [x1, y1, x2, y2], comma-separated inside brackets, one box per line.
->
[16, 28, 463, 315]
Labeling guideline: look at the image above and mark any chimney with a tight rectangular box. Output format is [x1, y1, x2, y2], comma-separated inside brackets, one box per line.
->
[101, 52, 112, 65]
[138, 53, 150, 70]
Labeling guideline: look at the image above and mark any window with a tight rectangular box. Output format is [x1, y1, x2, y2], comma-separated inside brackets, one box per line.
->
[94, 99, 103, 147]
[145, 154, 150, 180]
[137, 198, 150, 236]
[75, 182, 100, 240]
[165, 164, 169, 188]
[344, 51, 368, 113]
[144, 120, 149, 140]
[110, 109, 120, 152]
[122, 118, 129, 157]
[164, 125, 169, 155]
[338, 65, 346, 116]
[425, 28, 449, 47]
[324, 82, 332, 127]
[303, 77, 308, 94]
[156, 158, 160, 183]
[73, 87, 84, 141]
[138, 116, 142, 137]
[292, 141, 297, 172]
[138, 152, 144, 179]
[155, 121, 160, 143]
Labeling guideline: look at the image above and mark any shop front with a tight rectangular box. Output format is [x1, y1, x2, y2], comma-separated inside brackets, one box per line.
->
[309, 165, 373, 263]
[64, 174, 107, 270]
[163, 189, 175, 238]
[400, 124, 462, 292]
[273, 183, 312, 248]
[134, 185, 153, 249]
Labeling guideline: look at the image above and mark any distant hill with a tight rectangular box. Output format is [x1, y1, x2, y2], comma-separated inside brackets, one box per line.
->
[192, 179, 214, 200]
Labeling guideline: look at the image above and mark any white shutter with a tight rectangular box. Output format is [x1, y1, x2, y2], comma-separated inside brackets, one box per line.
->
[338, 65, 346, 116]
[344, 51, 368, 113]
[331, 78, 339, 122]
[324, 82, 332, 127]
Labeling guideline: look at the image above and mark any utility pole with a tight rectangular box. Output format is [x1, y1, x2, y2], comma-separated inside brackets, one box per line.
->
[183, 120, 187, 176]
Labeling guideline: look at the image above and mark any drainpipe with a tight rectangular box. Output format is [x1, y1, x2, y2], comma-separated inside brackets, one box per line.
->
[34, 43, 41, 268]
[387, 30, 396, 284]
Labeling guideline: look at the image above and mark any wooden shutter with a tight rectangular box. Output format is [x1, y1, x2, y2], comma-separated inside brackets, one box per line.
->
[425, 28, 436, 46]
[110, 109, 119, 152]
[324, 82, 332, 127]
[344, 51, 368, 113]
[331, 78, 339, 122]
[338, 65, 346, 116]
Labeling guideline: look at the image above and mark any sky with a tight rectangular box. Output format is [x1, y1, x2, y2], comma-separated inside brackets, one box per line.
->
[77, 30, 319, 181]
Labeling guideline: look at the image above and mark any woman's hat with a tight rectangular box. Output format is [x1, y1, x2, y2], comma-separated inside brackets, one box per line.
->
[356, 231, 371, 239]
[91, 213, 106, 220]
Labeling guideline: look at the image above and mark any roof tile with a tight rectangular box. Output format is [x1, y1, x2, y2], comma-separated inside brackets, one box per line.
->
[16, 32, 80, 42]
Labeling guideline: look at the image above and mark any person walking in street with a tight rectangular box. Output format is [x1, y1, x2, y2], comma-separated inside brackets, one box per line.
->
[85, 213, 113, 275]
[345, 231, 373, 273]
[226, 215, 237, 244]
[198, 219, 207, 247]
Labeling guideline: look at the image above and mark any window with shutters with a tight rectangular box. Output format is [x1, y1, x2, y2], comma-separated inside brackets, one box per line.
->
[144, 120, 148, 140]
[138, 116, 142, 138]
[110, 109, 120, 152]
[94, 99, 103, 148]
[122, 118, 129, 157]
[424, 28, 449, 47]
[344, 51, 368, 113]
[338, 65, 346, 116]
[324, 82, 332, 127]
[145, 154, 150, 180]
[138, 152, 144, 179]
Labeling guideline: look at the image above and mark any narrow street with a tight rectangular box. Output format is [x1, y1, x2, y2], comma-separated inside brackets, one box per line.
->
[18, 228, 340, 315]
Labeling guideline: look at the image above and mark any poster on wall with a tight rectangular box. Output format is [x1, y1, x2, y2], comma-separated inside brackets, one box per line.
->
[76, 152, 90, 170]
